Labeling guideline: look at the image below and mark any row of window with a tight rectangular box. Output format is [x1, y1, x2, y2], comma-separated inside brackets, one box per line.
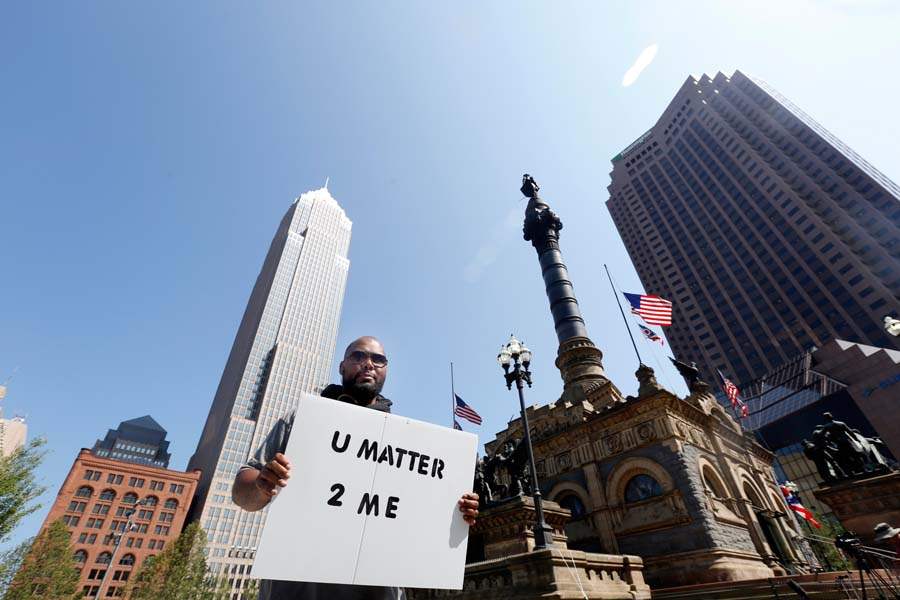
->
[83, 470, 185, 494]
[73, 487, 179, 508]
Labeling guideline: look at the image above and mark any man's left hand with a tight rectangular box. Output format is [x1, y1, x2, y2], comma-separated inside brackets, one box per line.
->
[458, 492, 479, 526]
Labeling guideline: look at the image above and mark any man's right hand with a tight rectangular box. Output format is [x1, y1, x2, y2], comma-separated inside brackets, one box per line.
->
[255, 452, 292, 498]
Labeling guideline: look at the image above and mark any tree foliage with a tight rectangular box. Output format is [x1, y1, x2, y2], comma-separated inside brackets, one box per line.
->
[0, 539, 31, 598]
[0, 438, 47, 545]
[127, 522, 229, 600]
[3, 519, 79, 600]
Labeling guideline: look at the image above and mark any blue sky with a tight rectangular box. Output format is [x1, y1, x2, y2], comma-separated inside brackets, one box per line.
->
[2, 1, 899, 549]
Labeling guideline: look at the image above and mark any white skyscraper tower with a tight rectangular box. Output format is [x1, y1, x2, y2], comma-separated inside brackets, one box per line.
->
[188, 187, 351, 593]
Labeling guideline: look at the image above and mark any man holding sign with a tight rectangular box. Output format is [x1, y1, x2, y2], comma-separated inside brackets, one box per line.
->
[233, 336, 480, 600]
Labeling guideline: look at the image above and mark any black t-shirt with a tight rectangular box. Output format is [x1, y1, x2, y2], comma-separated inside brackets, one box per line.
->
[245, 385, 405, 600]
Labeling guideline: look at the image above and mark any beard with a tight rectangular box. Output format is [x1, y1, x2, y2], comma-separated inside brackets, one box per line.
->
[342, 375, 383, 404]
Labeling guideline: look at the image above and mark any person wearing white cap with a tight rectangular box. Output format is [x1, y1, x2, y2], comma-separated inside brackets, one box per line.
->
[873, 522, 900, 558]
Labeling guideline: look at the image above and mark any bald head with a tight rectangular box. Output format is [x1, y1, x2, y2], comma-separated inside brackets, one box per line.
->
[339, 336, 388, 405]
[343, 336, 385, 358]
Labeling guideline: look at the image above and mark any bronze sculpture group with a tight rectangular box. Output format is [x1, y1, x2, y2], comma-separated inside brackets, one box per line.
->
[473, 438, 533, 508]
[803, 412, 892, 483]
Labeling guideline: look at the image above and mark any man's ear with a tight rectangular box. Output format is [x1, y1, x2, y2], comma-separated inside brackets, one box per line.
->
[338, 360, 345, 377]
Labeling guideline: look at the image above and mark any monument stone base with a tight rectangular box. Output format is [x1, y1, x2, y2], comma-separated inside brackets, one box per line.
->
[813, 470, 900, 543]
[408, 497, 651, 599]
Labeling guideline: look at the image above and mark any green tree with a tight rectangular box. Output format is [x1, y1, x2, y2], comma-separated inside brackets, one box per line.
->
[3, 519, 79, 600]
[0, 438, 47, 545]
[127, 522, 228, 600]
[0, 539, 31, 597]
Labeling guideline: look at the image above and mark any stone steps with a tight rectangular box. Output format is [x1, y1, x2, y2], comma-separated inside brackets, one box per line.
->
[653, 570, 898, 600]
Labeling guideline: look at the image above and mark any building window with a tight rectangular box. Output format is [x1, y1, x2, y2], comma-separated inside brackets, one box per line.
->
[624, 475, 663, 503]
[74, 550, 87, 564]
[122, 493, 138, 505]
[63, 515, 80, 527]
[84, 470, 101, 481]
[556, 494, 587, 519]
[143, 495, 159, 507]
[163, 499, 178, 510]
[119, 553, 136, 566]
[76, 486, 94, 498]
[96, 552, 112, 565]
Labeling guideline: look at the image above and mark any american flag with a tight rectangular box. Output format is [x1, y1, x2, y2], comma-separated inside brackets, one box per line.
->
[453, 419, 463, 431]
[716, 369, 741, 407]
[454, 395, 482, 425]
[623, 293, 673, 326]
[780, 485, 821, 528]
[639, 324, 664, 345]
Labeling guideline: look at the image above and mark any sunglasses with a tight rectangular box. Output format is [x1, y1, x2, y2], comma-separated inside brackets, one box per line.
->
[345, 350, 388, 368]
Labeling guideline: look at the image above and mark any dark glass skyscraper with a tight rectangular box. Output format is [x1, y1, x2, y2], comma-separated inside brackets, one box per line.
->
[607, 70, 900, 386]
[92, 415, 171, 467]
[187, 187, 351, 592]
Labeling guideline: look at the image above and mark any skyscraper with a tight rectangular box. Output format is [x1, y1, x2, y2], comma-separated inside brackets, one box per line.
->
[187, 187, 351, 593]
[607, 70, 900, 386]
[92, 415, 172, 468]
[0, 384, 27, 457]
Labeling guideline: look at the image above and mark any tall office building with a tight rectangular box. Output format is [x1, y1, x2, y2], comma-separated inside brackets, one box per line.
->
[92, 415, 172, 468]
[187, 187, 351, 594]
[607, 70, 900, 386]
[0, 384, 27, 457]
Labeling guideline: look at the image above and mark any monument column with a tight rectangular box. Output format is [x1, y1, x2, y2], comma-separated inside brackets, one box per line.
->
[520, 174, 620, 407]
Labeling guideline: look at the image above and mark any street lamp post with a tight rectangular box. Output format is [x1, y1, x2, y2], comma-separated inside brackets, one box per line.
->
[497, 334, 555, 550]
[96, 498, 146, 598]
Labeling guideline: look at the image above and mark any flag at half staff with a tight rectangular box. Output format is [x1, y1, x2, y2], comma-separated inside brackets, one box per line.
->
[454, 395, 482, 425]
[623, 292, 672, 326]
[638, 324, 664, 345]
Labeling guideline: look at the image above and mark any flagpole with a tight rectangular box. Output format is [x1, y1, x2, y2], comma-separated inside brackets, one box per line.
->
[450, 362, 456, 428]
[603, 264, 643, 365]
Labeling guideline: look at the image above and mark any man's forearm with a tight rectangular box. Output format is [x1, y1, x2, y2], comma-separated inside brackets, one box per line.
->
[232, 468, 272, 512]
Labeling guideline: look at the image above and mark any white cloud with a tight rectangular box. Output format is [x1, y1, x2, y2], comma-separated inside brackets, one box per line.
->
[622, 44, 659, 88]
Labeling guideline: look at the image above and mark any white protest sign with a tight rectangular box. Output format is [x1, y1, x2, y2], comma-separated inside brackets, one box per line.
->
[253, 393, 478, 589]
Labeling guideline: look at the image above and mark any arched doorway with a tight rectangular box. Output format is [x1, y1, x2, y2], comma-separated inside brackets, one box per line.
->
[743, 482, 793, 568]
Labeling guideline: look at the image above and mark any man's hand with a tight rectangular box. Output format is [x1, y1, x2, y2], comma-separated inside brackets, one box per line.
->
[255, 453, 292, 499]
[458, 492, 479, 526]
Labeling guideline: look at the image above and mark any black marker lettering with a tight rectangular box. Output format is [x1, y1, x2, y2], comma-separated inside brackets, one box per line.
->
[406, 451, 420, 471]
[377, 445, 394, 466]
[357, 493, 379, 516]
[386, 496, 400, 519]
[331, 431, 351, 453]
[432, 458, 445, 479]
[357, 438, 379, 461]
[417, 454, 430, 475]
[327, 483, 345, 506]
[395, 447, 408, 469]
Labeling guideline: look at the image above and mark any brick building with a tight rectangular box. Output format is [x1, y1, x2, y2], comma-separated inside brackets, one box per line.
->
[40, 448, 200, 597]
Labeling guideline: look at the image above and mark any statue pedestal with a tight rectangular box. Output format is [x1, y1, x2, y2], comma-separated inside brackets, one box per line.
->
[813, 470, 900, 542]
[408, 497, 651, 599]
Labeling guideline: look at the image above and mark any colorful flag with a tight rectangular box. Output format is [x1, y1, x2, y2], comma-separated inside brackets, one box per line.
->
[638, 323, 664, 345]
[740, 403, 750, 418]
[716, 369, 741, 407]
[780, 485, 821, 528]
[453, 419, 463, 431]
[623, 292, 673, 326]
[454, 394, 482, 425]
